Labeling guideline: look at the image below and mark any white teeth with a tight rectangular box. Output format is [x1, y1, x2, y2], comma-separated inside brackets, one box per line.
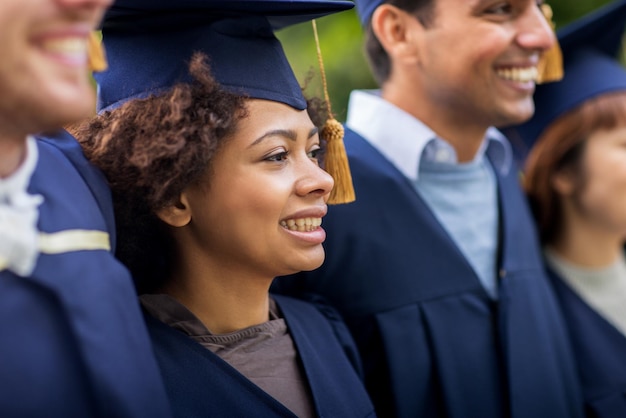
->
[280, 217, 322, 232]
[42, 37, 88, 55]
[496, 67, 538, 83]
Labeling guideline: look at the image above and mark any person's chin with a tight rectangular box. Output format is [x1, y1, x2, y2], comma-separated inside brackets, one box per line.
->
[498, 102, 535, 127]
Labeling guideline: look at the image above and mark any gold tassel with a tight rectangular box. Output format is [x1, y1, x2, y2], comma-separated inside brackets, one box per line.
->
[312, 19, 355, 205]
[322, 118, 355, 204]
[536, 3, 563, 84]
[87, 31, 108, 73]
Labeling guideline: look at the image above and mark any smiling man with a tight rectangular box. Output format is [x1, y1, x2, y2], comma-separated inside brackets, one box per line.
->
[0, 1, 170, 417]
[274, 0, 585, 417]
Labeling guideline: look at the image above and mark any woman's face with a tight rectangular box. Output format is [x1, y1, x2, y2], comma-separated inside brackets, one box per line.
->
[563, 124, 626, 238]
[184, 99, 334, 278]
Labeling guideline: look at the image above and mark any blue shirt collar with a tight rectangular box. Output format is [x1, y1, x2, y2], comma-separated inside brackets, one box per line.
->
[346, 89, 512, 181]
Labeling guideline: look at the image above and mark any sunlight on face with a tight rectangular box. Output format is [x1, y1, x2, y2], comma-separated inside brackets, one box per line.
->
[413, 0, 554, 129]
[184, 99, 335, 279]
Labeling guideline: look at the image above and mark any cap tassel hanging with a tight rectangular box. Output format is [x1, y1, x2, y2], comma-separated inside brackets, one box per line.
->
[87, 31, 108, 73]
[536, 3, 563, 84]
[312, 19, 355, 204]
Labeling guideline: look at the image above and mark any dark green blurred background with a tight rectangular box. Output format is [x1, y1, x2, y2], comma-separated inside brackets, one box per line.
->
[277, 0, 618, 122]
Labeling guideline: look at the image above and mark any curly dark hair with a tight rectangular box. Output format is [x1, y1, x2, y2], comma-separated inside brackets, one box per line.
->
[76, 53, 247, 293]
[76, 52, 329, 294]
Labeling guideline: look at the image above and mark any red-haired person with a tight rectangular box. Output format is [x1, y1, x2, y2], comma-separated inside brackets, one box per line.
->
[506, 2, 626, 416]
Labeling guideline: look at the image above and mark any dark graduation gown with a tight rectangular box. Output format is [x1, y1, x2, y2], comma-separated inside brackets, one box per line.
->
[547, 268, 626, 418]
[145, 294, 376, 418]
[273, 128, 584, 418]
[0, 131, 171, 418]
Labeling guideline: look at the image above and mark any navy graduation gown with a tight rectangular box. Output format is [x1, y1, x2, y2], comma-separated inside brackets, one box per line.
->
[0, 131, 171, 418]
[273, 128, 584, 418]
[145, 294, 376, 418]
[547, 268, 626, 417]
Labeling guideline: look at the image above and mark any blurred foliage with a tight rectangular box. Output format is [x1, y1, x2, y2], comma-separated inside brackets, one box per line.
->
[277, 0, 616, 122]
[277, 9, 375, 122]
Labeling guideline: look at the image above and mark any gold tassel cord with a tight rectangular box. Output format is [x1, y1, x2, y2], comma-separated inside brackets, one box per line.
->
[536, 3, 563, 84]
[312, 19, 355, 205]
[87, 31, 108, 73]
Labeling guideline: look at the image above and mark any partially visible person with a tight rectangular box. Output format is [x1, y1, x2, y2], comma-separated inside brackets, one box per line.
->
[75, 1, 376, 417]
[505, 1, 626, 416]
[273, 0, 585, 417]
[0, 0, 171, 417]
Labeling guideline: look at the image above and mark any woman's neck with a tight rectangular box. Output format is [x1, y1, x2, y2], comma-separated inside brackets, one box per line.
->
[550, 217, 624, 268]
[163, 251, 274, 334]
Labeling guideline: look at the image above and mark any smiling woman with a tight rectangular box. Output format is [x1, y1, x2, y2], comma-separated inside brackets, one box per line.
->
[178, 98, 332, 282]
[80, 54, 333, 298]
[73, 1, 376, 417]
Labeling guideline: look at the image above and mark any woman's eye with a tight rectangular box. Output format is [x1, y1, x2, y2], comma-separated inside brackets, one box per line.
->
[265, 151, 288, 162]
[307, 147, 325, 163]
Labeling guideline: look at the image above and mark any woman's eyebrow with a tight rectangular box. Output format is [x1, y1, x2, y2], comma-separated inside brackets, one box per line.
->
[249, 129, 297, 148]
[249, 126, 319, 147]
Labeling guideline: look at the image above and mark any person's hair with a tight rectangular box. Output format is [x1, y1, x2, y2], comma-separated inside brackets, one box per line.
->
[76, 52, 329, 294]
[364, 0, 435, 85]
[75, 53, 246, 293]
[524, 91, 626, 245]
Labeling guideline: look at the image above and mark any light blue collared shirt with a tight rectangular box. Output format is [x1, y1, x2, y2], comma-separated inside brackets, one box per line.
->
[347, 90, 513, 298]
[346, 90, 512, 178]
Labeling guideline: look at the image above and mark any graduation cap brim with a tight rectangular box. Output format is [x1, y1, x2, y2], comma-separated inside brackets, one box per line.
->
[103, 0, 354, 31]
[504, 0, 626, 153]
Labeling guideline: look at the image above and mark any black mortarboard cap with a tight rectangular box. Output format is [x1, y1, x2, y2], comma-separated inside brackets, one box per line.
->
[95, 0, 353, 111]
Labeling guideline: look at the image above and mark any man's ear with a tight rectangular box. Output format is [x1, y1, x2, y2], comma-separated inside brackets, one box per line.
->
[156, 192, 192, 227]
[371, 4, 422, 65]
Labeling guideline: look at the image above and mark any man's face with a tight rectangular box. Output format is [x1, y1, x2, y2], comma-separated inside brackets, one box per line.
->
[0, 0, 112, 140]
[412, 0, 554, 132]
